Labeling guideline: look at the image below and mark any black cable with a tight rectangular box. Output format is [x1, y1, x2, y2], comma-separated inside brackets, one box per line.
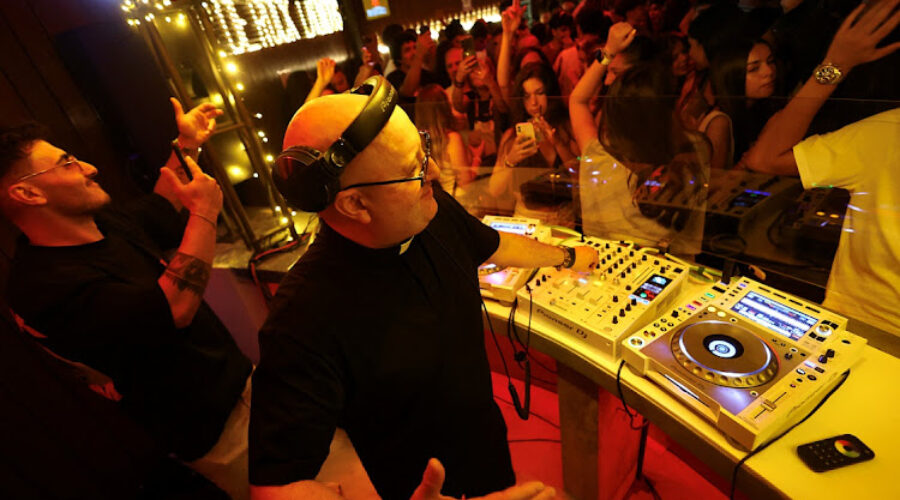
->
[728, 369, 852, 500]
[507, 287, 558, 376]
[425, 229, 530, 419]
[494, 395, 560, 430]
[616, 360, 647, 431]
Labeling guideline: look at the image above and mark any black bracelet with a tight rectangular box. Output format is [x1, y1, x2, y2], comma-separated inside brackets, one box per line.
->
[556, 246, 576, 270]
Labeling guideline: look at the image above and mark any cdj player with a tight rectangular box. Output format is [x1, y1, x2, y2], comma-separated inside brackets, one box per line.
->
[622, 277, 865, 450]
[516, 237, 690, 361]
[479, 216, 550, 304]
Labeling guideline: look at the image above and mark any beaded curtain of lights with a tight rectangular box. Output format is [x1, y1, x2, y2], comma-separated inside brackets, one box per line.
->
[118, 0, 348, 252]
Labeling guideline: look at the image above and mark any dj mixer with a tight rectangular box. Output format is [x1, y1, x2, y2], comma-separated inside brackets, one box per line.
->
[515, 237, 691, 361]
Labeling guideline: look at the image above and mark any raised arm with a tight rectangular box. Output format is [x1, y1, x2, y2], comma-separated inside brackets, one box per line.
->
[740, 0, 900, 174]
[497, 0, 524, 106]
[156, 156, 222, 328]
[306, 58, 336, 103]
[399, 33, 436, 98]
[569, 23, 635, 152]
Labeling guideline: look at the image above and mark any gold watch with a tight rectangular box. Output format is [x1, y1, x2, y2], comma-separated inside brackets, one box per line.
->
[813, 63, 844, 85]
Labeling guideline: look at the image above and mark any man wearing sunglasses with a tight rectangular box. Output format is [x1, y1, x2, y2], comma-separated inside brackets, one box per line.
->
[250, 92, 598, 499]
[0, 99, 253, 499]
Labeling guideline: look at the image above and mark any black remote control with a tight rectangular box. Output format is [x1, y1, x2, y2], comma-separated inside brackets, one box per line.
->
[797, 434, 874, 472]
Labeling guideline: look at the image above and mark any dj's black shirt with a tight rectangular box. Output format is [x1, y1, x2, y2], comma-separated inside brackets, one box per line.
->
[8, 194, 252, 461]
[249, 188, 514, 498]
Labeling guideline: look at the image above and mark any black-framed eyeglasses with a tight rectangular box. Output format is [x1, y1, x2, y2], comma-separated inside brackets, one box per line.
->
[16, 154, 82, 182]
[341, 131, 431, 191]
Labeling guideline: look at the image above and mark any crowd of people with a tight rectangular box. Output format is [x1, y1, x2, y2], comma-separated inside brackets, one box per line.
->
[1, 0, 898, 499]
[307, 0, 899, 326]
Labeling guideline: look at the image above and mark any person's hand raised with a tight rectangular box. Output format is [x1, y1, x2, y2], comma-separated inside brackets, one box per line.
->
[605, 22, 637, 57]
[824, 0, 900, 71]
[409, 459, 556, 500]
[456, 55, 479, 84]
[159, 156, 222, 220]
[171, 98, 222, 150]
[502, 0, 525, 34]
[506, 134, 539, 166]
[416, 31, 437, 59]
[316, 57, 336, 85]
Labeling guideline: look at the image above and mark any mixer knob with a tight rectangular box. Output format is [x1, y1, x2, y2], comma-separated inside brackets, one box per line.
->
[653, 259, 659, 265]
[631, 298, 637, 306]
[625, 304, 631, 312]
[629, 250, 634, 257]
[613, 262, 618, 269]
[826, 348, 835, 358]
[619, 309, 626, 317]
[605, 243, 611, 249]
[619, 258, 624, 264]
[612, 316, 618, 324]
[612, 295, 619, 302]
[620, 271, 626, 278]
[642, 255, 647, 261]
[631, 262, 637, 269]
[671, 310, 679, 318]
[660, 266, 666, 274]
[617, 247, 622, 253]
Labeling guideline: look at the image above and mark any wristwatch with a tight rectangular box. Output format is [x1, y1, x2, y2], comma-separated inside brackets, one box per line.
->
[595, 48, 614, 66]
[813, 63, 844, 85]
[556, 246, 576, 270]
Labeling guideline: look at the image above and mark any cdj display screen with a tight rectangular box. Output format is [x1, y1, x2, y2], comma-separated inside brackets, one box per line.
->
[630, 274, 671, 305]
[729, 189, 770, 209]
[731, 291, 818, 340]
[489, 222, 535, 236]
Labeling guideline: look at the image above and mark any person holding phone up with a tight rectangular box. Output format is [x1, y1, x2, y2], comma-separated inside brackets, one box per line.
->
[2, 97, 255, 499]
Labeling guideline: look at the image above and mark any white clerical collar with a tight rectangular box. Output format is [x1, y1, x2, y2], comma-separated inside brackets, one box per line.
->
[398, 236, 414, 255]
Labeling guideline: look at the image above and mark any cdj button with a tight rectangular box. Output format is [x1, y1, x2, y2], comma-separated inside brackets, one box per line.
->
[815, 367, 825, 373]
[796, 368, 806, 375]
[807, 374, 818, 381]
[784, 352, 793, 360]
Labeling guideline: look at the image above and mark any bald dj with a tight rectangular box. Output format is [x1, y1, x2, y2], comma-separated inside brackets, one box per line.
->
[249, 77, 597, 499]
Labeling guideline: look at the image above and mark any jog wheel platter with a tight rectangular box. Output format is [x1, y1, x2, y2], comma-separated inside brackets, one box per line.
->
[623, 277, 866, 450]
[671, 321, 779, 388]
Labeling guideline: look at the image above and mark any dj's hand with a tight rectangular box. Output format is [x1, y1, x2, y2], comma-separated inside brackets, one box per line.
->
[570, 246, 600, 273]
[409, 459, 555, 500]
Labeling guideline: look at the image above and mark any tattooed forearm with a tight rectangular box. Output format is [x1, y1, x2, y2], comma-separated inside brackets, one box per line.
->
[163, 252, 211, 295]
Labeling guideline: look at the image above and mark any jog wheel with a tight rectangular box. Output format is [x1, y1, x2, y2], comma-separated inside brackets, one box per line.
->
[670, 320, 778, 387]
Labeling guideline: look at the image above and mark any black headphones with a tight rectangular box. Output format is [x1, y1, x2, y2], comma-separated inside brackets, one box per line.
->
[272, 75, 398, 212]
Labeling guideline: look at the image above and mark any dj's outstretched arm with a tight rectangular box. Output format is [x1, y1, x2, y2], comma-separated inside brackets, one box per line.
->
[485, 232, 598, 273]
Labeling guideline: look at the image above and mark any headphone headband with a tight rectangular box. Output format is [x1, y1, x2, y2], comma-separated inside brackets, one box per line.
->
[273, 76, 399, 212]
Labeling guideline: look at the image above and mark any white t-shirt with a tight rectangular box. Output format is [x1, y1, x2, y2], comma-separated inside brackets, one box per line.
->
[793, 107, 900, 335]
[580, 139, 707, 257]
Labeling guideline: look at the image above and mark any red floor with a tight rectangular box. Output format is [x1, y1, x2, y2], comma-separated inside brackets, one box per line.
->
[493, 371, 730, 500]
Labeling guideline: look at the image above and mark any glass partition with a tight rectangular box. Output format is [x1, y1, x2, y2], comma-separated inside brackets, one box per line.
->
[404, 95, 900, 310]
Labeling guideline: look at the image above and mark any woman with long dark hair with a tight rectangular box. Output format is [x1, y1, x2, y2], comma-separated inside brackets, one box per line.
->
[488, 62, 579, 224]
[571, 23, 709, 257]
[709, 39, 780, 165]
[415, 84, 470, 194]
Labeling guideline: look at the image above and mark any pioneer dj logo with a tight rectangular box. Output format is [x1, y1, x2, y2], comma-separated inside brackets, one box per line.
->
[537, 309, 586, 338]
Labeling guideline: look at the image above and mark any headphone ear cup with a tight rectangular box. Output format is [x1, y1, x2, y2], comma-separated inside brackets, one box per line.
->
[273, 147, 336, 213]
